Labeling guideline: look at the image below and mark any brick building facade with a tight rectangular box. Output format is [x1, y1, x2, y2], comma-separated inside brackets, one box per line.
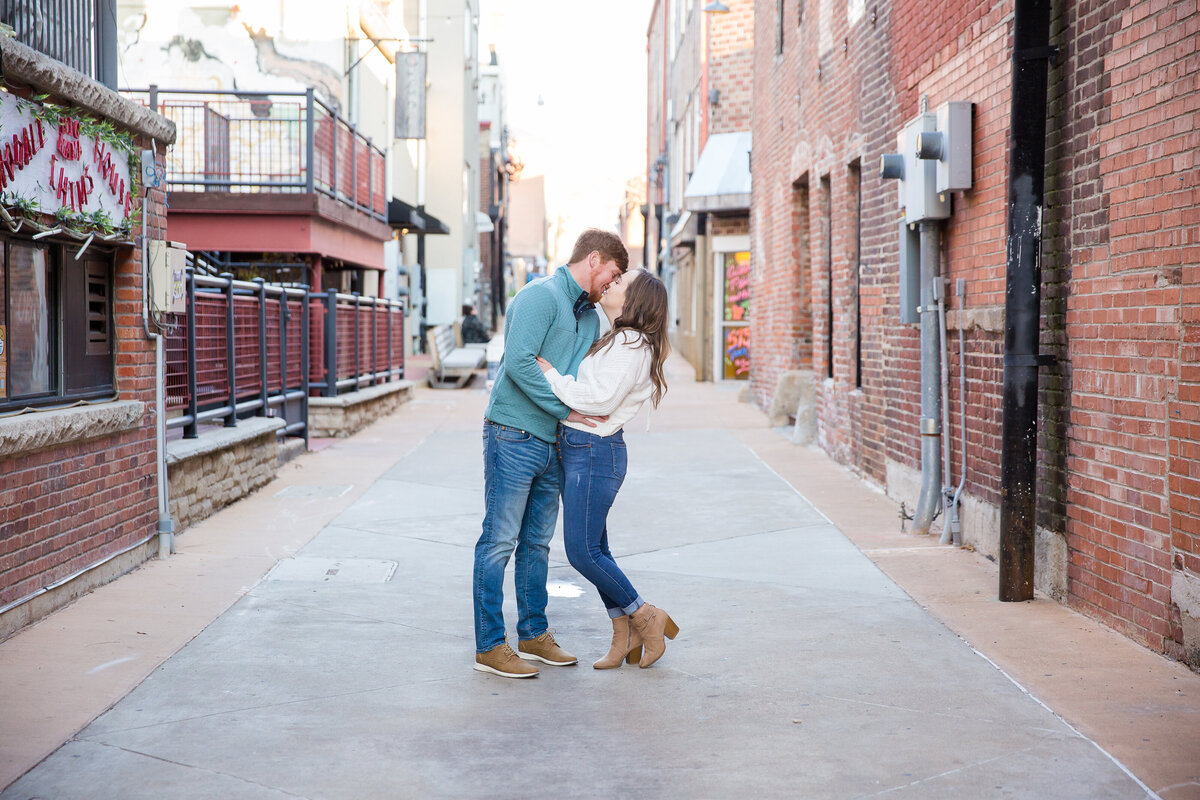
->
[0, 41, 175, 638]
[648, 0, 754, 382]
[750, 0, 1200, 667]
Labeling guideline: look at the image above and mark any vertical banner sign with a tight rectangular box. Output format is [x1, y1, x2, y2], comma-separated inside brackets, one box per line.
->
[395, 52, 427, 140]
[0, 324, 6, 397]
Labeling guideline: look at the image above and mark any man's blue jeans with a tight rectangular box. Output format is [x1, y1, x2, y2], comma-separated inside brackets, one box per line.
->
[473, 420, 562, 653]
[558, 426, 644, 618]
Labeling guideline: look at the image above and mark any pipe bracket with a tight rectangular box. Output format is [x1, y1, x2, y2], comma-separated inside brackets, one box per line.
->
[1004, 353, 1057, 368]
[921, 417, 941, 435]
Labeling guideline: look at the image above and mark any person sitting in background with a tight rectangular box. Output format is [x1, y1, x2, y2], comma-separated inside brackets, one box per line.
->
[461, 304, 490, 344]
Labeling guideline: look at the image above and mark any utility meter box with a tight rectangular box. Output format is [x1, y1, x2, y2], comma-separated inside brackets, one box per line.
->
[149, 240, 187, 315]
[934, 101, 972, 194]
[901, 113, 949, 224]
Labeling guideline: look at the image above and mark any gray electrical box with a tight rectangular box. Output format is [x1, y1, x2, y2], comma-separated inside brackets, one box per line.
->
[934, 101, 972, 194]
[902, 113, 949, 223]
[897, 221, 920, 323]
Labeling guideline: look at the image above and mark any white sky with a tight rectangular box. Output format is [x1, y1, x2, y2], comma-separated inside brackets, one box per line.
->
[479, 0, 651, 261]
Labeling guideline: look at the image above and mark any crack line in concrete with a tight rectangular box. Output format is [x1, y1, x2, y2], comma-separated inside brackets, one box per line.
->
[85, 739, 314, 799]
[814, 691, 1067, 732]
[573, 562, 914, 605]
[78, 675, 459, 739]
[848, 743, 1044, 798]
[616, 520, 836, 557]
[265, 598, 473, 639]
[964, 643, 1164, 800]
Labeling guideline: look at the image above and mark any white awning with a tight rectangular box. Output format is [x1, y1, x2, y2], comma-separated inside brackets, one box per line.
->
[683, 131, 752, 212]
[476, 211, 495, 233]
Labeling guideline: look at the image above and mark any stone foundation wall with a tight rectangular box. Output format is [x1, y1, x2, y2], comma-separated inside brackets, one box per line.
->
[308, 381, 414, 438]
[167, 418, 285, 531]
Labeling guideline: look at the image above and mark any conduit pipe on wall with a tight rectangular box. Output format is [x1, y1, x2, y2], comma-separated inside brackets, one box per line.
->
[935, 275, 953, 543]
[911, 221, 943, 535]
[140, 182, 176, 560]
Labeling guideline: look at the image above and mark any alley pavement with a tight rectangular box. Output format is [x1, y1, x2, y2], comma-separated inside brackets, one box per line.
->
[2, 357, 1198, 799]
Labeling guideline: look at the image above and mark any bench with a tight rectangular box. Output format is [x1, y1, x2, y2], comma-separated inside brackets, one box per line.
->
[426, 323, 486, 388]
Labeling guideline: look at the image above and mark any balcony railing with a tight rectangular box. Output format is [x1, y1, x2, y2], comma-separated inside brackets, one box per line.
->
[1, 0, 118, 87]
[123, 86, 386, 222]
[165, 270, 404, 441]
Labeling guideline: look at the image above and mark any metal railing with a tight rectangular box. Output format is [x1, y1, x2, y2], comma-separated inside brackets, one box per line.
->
[308, 289, 406, 397]
[166, 272, 310, 440]
[2, 0, 117, 87]
[122, 86, 387, 222]
[165, 271, 405, 439]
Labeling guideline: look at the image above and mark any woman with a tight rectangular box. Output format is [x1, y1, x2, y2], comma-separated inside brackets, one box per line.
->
[536, 267, 679, 669]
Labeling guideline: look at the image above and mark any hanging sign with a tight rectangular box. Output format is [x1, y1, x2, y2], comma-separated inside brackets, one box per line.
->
[0, 91, 134, 227]
[395, 52, 427, 140]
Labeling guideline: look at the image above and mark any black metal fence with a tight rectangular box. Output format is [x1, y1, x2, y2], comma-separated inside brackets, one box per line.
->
[0, 0, 117, 87]
[165, 271, 405, 441]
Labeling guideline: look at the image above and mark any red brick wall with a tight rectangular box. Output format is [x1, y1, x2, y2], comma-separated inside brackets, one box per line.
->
[709, 0, 755, 135]
[750, 0, 898, 478]
[751, 0, 1200, 664]
[1054, 0, 1199, 658]
[0, 131, 165, 611]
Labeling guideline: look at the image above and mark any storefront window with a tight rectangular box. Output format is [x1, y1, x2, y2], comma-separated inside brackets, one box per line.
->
[0, 238, 115, 409]
[721, 251, 751, 380]
[7, 244, 53, 398]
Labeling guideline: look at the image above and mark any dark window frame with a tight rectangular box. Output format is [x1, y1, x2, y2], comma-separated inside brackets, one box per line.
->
[0, 234, 117, 412]
[777, 0, 786, 54]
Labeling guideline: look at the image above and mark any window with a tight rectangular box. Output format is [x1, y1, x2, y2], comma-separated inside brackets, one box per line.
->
[0, 238, 115, 410]
[777, 0, 786, 54]
[849, 160, 862, 388]
[821, 175, 833, 379]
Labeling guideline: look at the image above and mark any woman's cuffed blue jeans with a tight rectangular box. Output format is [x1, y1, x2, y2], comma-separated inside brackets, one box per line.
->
[473, 421, 562, 653]
[558, 426, 645, 619]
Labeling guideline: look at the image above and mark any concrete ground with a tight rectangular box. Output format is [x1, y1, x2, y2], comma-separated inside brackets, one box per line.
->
[2, 357, 1198, 799]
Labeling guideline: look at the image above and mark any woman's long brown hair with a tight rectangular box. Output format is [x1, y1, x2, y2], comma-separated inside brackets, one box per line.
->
[586, 268, 670, 407]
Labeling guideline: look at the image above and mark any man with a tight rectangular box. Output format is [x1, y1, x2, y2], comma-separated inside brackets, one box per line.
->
[460, 304, 490, 344]
[473, 229, 629, 678]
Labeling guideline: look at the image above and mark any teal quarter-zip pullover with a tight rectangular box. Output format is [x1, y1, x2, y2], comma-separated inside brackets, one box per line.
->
[485, 267, 600, 443]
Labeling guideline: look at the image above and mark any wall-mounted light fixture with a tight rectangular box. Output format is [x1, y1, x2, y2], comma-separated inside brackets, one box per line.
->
[703, 1, 730, 13]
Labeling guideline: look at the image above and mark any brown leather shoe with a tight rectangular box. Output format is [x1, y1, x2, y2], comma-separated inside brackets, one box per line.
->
[629, 604, 679, 669]
[593, 615, 643, 669]
[517, 630, 578, 665]
[474, 642, 539, 678]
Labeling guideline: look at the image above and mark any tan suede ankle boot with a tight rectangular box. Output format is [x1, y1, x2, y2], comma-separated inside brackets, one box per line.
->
[593, 615, 644, 669]
[629, 603, 679, 669]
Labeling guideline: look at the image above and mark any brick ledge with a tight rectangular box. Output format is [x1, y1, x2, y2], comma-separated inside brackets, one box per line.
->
[166, 417, 285, 465]
[308, 380, 414, 409]
[0, 400, 145, 459]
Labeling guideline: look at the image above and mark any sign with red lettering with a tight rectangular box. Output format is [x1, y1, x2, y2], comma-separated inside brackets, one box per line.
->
[723, 325, 750, 380]
[723, 251, 751, 322]
[0, 92, 133, 226]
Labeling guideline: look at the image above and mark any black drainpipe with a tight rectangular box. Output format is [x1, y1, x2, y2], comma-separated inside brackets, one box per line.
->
[999, 0, 1055, 601]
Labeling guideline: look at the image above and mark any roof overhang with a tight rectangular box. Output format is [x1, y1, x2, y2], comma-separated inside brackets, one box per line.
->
[668, 210, 698, 246]
[684, 131, 752, 213]
[388, 198, 451, 235]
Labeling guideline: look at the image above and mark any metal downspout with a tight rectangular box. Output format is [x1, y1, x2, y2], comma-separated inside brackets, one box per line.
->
[141, 189, 175, 559]
[911, 220, 943, 535]
[999, 0, 1054, 601]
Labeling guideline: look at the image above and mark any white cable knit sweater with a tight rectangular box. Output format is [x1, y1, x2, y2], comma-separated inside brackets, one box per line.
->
[544, 330, 653, 437]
